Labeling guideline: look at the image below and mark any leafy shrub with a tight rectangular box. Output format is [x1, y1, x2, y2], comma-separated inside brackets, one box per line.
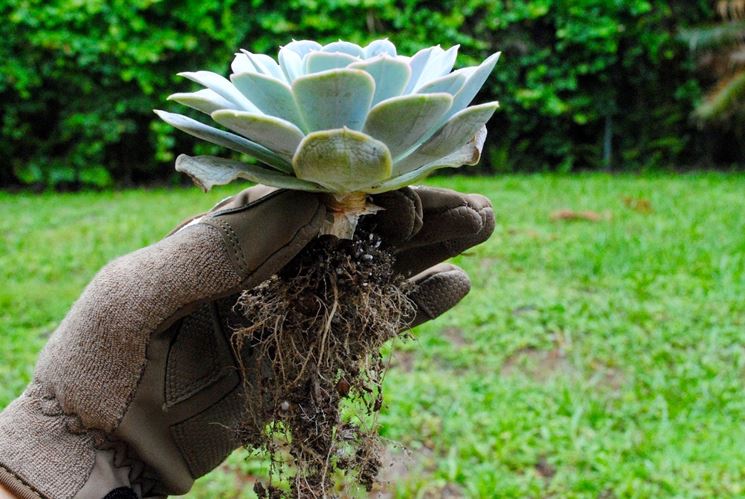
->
[680, 0, 745, 164]
[0, 0, 717, 188]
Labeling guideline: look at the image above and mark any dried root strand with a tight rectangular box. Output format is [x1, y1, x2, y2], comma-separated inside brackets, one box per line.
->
[231, 231, 415, 498]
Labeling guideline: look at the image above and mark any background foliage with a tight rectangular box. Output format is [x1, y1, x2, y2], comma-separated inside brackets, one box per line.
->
[0, 0, 730, 188]
[680, 0, 745, 156]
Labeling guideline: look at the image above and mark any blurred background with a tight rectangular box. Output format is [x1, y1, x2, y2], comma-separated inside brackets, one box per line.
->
[1, 0, 744, 189]
[2, 1, 745, 498]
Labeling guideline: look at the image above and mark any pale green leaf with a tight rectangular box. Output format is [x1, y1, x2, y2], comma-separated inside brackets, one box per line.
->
[239, 50, 287, 82]
[278, 45, 304, 81]
[403, 46, 443, 93]
[322, 41, 365, 58]
[304, 52, 358, 74]
[231, 72, 305, 129]
[283, 40, 322, 58]
[369, 126, 487, 193]
[417, 72, 466, 96]
[211, 111, 304, 165]
[413, 45, 459, 90]
[153, 110, 291, 172]
[167, 89, 233, 115]
[349, 56, 411, 105]
[292, 69, 375, 131]
[178, 71, 260, 112]
[231, 52, 255, 75]
[364, 39, 397, 58]
[292, 128, 392, 192]
[444, 52, 501, 122]
[175, 154, 324, 192]
[394, 101, 498, 173]
[363, 93, 452, 159]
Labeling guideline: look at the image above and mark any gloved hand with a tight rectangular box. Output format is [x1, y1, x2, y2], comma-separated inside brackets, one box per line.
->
[0, 186, 494, 499]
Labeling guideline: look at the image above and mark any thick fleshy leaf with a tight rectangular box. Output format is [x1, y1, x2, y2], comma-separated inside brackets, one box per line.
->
[363, 93, 452, 159]
[413, 45, 460, 90]
[437, 45, 460, 74]
[292, 69, 375, 131]
[239, 50, 287, 82]
[452, 66, 477, 80]
[304, 52, 358, 73]
[394, 101, 498, 173]
[322, 41, 365, 57]
[231, 72, 305, 128]
[349, 56, 411, 105]
[443, 52, 501, 121]
[292, 128, 392, 192]
[231, 53, 255, 74]
[364, 39, 397, 58]
[211, 111, 304, 166]
[176, 154, 324, 192]
[278, 46, 304, 81]
[403, 46, 443, 94]
[416, 72, 467, 96]
[167, 89, 233, 115]
[283, 40, 322, 58]
[153, 110, 291, 172]
[178, 71, 260, 112]
[369, 126, 487, 193]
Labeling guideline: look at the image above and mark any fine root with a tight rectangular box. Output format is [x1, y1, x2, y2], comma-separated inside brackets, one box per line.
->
[232, 231, 414, 498]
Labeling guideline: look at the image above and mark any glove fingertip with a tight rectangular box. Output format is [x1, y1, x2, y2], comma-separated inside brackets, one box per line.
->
[408, 264, 471, 328]
[367, 188, 423, 244]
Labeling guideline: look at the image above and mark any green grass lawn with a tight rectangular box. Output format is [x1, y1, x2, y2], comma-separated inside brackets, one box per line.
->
[2, 173, 745, 498]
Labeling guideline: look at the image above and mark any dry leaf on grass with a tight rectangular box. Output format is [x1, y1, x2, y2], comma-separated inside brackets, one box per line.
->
[550, 209, 610, 222]
[623, 196, 653, 213]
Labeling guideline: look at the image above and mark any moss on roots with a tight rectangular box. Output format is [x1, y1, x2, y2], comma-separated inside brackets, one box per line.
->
[232, 231, 414, 498]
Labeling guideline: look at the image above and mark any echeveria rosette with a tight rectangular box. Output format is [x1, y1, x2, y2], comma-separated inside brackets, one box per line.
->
[155, 39, 500, 236]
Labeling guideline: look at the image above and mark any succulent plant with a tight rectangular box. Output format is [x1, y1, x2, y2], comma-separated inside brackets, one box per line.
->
[156, 39, 499, 235]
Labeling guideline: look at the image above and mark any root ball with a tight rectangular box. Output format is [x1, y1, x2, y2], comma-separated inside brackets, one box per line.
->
[232, 230, 415, 497]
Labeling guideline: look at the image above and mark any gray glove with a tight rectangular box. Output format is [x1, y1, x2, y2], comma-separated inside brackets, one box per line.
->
[0, 186, 494, 499]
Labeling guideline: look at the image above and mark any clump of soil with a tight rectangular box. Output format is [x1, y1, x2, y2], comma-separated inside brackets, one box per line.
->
[232, 229, 415, 498]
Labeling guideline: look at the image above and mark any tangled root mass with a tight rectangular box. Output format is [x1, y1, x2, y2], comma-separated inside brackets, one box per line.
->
[233, 230, 415, 498]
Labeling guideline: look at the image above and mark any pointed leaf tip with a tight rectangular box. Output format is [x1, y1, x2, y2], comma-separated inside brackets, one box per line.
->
[364, 93, 453, 159]
[175, 154, 324, 192]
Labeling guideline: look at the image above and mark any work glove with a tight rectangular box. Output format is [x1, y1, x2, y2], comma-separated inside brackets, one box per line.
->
[0, 186, 494, 499]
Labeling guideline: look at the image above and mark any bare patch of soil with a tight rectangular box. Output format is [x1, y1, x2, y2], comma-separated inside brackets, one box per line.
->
[372, 446, 415, 497]
[389, 350, 415, 373]
[501, 347, 625, 390]
[423, 483, 466, 498]
[500, 347, 574, 382]
[370, 445, 447, 498]
[441, 327, 469, 348]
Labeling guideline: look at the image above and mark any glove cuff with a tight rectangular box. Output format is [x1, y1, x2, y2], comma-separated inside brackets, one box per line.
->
[0, 465, 43, 499]
[0, 386, 154, 499]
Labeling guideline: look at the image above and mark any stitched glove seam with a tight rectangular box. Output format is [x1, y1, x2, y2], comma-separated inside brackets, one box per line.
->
[209, 219, 249, 275]
[0, 464, 44, 499]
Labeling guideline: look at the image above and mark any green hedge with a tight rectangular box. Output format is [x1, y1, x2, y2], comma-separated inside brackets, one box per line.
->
[1, 0, 716, 188]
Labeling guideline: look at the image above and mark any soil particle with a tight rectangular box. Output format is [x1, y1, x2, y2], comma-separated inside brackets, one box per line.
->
[535, 455, 556, 481]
